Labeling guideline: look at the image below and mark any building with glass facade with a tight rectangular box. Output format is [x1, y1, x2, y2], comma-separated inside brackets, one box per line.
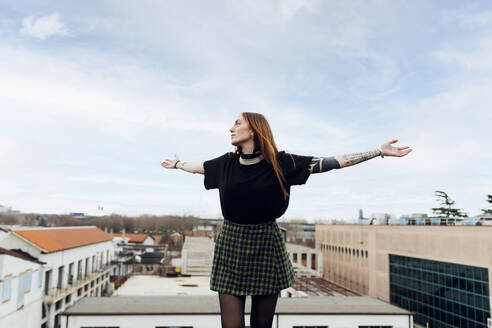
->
[316, 225, 492, 328]
[390, 254, 490, 328]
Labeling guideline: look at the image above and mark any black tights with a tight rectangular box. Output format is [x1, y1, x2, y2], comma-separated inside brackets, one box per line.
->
[218, 292, 279, 328]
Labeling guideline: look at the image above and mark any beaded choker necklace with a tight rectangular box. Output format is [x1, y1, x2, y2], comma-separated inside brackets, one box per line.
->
[239, 150, 263, 165]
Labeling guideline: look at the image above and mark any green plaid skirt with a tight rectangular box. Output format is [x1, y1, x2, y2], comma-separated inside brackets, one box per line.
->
[210, 219, 296, 296]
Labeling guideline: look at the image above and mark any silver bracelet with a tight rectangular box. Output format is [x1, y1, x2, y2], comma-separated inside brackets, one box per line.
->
[377, 148, 384, 158]
[174, 160, 181, 169]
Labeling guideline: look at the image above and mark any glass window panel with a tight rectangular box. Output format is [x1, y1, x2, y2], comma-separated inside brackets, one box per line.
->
[475, 295, 483, 309]
[452, 264, 459, 276]
[1, 276, 12, 301]
[483, 283, 490, 296]
[481, 269, 489, 282]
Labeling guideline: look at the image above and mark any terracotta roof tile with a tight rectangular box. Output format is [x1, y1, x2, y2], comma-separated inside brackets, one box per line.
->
[113, 233, 153, 243]
[14, 227, 112, 253]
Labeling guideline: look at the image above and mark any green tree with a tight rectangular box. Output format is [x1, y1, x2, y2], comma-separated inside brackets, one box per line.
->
[431, 190, 468, 218]
[481, 194, 492, 215]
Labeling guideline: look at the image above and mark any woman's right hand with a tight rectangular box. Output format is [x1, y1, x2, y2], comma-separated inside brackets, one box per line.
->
[161, 154, 180, 169]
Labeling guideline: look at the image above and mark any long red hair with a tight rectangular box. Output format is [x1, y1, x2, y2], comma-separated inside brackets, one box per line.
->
[234, 112, 291, 200]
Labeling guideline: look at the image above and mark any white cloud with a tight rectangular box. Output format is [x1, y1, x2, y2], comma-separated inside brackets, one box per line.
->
[279, 0, 315, 20]
[65, 176, 197, 190]
[433, 35, 492, 70]
[20, 12, 69, 39]
[0, 1, 491, 220]
[459, 10, 492, 26]
[0, 137, 16, 157]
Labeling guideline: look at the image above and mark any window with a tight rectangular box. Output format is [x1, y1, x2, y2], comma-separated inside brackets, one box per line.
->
[24, 270, 32, 293]
[38, 268, 43, 288]
[17, 273, 25, 308]
[78, 260, 83, 279]
[57, 266, 64, 288]
[2, 275, 12, 302]
[85, 257, 90, 276]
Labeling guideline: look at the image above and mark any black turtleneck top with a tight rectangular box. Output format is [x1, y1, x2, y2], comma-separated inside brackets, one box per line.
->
[203, 150, 314, 224]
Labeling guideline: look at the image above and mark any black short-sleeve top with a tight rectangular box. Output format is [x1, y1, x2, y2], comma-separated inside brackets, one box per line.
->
[203, 151, 314, 224]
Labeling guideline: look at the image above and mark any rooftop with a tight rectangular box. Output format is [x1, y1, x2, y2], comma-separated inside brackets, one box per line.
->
[113, 233, 153, 243]
[62, 295, 411, 315]
[291, 277, 359, 296]
[13, 226, 112, 253]
[113, 275, 215, 296]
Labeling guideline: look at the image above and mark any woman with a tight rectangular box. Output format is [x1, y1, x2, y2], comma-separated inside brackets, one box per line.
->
[161, 112, 412, 328]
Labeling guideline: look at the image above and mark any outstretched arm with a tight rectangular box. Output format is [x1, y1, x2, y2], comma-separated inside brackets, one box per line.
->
[308, 139, 412, 173]
[161, 154, 204, 174]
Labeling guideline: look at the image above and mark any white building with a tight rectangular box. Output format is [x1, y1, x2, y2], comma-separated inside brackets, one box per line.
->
[0, 226, 114, 328]
[113, 232, 155, 253]
[59, 295, 413, 328]
[0, 247, 45, 328]
[286, 243, 323, 278]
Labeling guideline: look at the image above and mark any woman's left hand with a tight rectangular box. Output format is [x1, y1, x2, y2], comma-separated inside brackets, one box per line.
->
[381, 139, 412, 157]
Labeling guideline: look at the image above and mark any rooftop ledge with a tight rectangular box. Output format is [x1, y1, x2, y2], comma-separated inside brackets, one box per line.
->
[62, 295, 411, 316]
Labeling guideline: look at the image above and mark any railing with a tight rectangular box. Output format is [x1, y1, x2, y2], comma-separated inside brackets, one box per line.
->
[43, 266, 115, 303]
[96, 263, 114, 272]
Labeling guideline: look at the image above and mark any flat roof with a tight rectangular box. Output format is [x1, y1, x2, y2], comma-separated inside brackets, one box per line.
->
[113, 275, 215, 296]
[62, 295, 411, 315]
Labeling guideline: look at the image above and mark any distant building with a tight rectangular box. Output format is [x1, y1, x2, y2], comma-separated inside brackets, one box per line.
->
[0, 247, 45, 328]
[317, 224, 492, 328]
[286, 243, 323, 278]
[69, 212, 84, 217]
[0, 204, 10, 213]
[278, 222, 316, 247]
[113, 233, 154, 244]
[181, 236, 214, 276]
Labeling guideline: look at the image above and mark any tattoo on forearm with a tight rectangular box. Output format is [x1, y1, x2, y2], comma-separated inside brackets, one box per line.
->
[308, 156, 341, 174]
[338, 149, 380, 167]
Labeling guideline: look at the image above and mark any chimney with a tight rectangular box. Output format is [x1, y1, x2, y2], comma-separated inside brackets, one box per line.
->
[122, 228, 126, 240]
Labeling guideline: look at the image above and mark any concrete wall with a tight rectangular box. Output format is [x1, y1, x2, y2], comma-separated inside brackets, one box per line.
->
[316, 225, 492, 311]
[60, 313, 412, 328]
[0, 255, 43, 328]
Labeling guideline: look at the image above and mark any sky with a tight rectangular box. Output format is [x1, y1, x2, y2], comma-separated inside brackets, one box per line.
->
[0, 1, 491, 222]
